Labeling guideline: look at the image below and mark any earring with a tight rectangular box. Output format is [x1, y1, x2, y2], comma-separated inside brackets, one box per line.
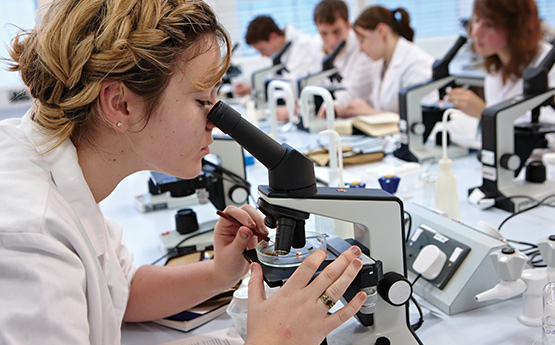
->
[117, 122, 123, 128]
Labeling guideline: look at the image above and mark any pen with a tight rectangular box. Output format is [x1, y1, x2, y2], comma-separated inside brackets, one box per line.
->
[216, 210, 270, 242]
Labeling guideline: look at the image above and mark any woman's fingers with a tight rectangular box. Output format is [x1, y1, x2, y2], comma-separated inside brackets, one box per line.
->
[324, 291, 366, 332]
[318, 257, 363, 311]
[311, 246, 362, 295]
[281, 249, 329, 290]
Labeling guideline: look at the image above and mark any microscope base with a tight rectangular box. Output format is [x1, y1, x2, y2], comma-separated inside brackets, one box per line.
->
[497, 179, 555, 212]
[327, 318, 421, 345]
[395, 143, 469, 163]
[135, 191, 199, 213]
[159, 219, 217, 254]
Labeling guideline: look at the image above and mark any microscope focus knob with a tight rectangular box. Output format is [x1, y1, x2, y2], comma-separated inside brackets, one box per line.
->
[377, 272, 412, 307]
[228, 185, 249, 205]
[500, 153, 521, 171]
[410, 122, 426, 136]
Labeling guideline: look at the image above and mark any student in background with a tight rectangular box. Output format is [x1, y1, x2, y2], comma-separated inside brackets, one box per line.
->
[0, 0, 366, 344]
[334, 6, 435, 118]
[233, 15, 317, 98]
[311, 0, 377, 107]
[447, 0, 555, 124]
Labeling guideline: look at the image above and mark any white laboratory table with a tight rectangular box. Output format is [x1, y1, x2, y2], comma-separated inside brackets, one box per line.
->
[100, 123, 554, 345]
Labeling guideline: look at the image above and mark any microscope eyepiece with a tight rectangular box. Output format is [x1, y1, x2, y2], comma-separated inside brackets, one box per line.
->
[207, 100, 317, 196]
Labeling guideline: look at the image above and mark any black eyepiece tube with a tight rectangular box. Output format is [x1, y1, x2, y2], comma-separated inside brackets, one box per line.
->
[322, 40, 346, 71]
[432, 36, 467, 80]
[523, 45, 555, 96]
[207, 101, 287, 170]
[538, 44, 555, 72]
[208, 100, 317, 196]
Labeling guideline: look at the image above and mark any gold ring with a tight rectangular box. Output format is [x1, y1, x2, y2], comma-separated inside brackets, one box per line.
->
[319, 291, 336, 309]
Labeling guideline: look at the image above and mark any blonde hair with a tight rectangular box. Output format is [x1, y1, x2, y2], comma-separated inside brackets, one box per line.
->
[7, 0, 231, 150]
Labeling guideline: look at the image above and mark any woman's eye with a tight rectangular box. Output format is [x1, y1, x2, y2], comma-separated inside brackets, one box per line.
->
[197, 99, 213, 107]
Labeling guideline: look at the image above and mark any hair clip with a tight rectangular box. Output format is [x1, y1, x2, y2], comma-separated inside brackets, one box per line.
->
[392, 9, 402, 22]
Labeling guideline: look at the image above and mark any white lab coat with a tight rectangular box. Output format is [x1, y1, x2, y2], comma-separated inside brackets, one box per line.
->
[369, 36, 435, 113]
[311, 29, 379, 106]
[485, 40, 555, 124]
[0, 111, 137, 345]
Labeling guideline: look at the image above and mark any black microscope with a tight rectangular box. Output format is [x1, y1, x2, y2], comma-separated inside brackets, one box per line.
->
[469, 44, 555, 213]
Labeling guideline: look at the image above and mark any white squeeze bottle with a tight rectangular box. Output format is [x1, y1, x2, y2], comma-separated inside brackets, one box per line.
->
[435, 109, 460, 220]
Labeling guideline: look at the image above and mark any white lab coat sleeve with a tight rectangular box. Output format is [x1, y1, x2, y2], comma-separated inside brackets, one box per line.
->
[0, 231, 91, 344]
[334, 56, 379, 106]
[104, 217, 138, 285]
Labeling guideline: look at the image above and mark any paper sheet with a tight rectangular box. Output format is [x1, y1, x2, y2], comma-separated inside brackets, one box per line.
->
[159, 327, 244, 345]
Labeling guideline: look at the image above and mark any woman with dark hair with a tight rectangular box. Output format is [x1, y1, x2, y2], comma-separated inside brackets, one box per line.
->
[334, 6, 435, 118]
[448, 0, 555, 123]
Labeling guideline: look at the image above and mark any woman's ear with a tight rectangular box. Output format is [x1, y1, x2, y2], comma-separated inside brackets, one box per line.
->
[99, 81, 136, 131]
[376, 22, 389, 39]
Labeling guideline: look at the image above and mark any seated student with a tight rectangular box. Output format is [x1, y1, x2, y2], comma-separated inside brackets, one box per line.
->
[447, 0, 555, 124]
[233, 15, 317, 98]
[311, 0, 378, 107]
[334, 6, 435, 118]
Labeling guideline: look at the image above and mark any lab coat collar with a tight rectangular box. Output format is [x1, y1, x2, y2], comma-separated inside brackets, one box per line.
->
[21, 110, 108, 259]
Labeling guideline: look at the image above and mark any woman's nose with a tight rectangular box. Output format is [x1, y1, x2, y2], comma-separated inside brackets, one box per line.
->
[471, 21, 481, 39]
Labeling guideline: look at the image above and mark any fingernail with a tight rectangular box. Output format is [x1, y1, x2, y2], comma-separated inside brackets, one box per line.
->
[352, 258, 362, 269]
[351, 246, 361, 256]
[240, 229, 249, 239]
[358, 291, 367, 302]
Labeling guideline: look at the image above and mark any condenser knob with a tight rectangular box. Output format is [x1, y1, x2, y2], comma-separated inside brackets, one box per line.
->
[228, 185, 249, 205]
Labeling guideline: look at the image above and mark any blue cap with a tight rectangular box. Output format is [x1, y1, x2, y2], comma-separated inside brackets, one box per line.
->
[378, 175, 400, 194]
[346, 181, 366, 188]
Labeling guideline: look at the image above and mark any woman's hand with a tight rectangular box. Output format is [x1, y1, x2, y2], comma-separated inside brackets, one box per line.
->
[447, 87, 486, 118]
[233, 82, 252, 97]
[344, 99, 380, 117]
[212, 205, 268, 288]
[245, 246, 366, 345]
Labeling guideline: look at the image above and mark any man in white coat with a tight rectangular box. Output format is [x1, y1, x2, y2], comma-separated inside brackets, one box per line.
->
[233, 15, 317, 98]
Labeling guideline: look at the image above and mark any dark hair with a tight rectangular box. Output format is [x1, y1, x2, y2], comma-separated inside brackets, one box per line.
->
[7, 0, 230, 150]
[313, 0, 349, 25]
[473, 0, 542, 79]
[245, 16, 284, 45]
[354, 6, 414, 42]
